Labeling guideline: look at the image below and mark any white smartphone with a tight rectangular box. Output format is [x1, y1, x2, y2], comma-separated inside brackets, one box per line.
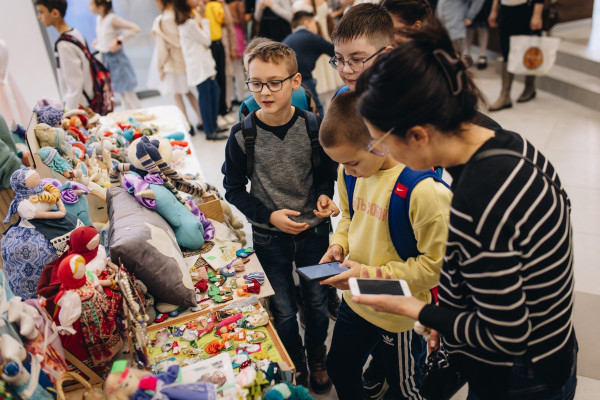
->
[348, 278, 411, 297]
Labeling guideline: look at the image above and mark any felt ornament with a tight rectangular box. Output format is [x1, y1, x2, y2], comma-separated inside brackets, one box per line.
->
[2, 169, 80, 300]
[194, 280, 208, 292]
[195, 266, 209, 281]
[246, 280, 261, 294]
[104, 367, 148, 400]
[246, 272, 265, 285]
[245, 308, 269, 328]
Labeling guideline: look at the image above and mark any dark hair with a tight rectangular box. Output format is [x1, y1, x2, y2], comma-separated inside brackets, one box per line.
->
[93, 0, 113, 15]
[292, 11, 315, 29]
[380, 0, 431, 25]
[156, 0, 173, 10]
[331, 3, 393, 48]
[320, 91, 371, 149]
[173, 0, 192, 25]
[357, 19, 482, 138]
[34, 0, 67, 17]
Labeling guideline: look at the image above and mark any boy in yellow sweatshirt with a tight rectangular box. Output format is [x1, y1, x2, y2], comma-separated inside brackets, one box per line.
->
[319, 91, 452, 400]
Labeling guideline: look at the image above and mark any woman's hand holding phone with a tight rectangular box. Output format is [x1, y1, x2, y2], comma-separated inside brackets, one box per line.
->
[320, 259, 362, 290]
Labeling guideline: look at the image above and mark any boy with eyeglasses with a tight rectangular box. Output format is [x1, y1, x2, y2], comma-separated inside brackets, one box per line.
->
[319, 91, 451, 400]
[328, 3, 394, 94]
[221, 41, 338, 393]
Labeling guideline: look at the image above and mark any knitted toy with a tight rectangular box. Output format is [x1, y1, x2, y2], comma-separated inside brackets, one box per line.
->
[54, 254, 123, 367]
[1, 169, 80, 299]
[0, 334, 54, 400]
[37, 146, 79, 180]
[105, 367, 148, 400]
[34, 123, 73, 162]
[35, 105, 63, 128]
[263, 382, 313, 400]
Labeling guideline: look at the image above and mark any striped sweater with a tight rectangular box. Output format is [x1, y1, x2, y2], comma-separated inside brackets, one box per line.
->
[419, 129, 575, 392]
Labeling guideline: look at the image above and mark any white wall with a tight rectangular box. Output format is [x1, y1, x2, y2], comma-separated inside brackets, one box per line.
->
[0, 0, 60, 110]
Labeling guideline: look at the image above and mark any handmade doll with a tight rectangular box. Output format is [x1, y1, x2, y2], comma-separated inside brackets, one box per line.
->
[54, 254, 123, 368]
[34, 123, 73, 161]
[37, 147, 79, 180]
[0, 334, 54, 400]
[1, 169, 81, 299]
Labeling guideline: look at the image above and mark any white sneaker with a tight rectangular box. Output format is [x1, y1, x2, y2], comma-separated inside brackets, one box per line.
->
[223, 113, 237, 125]
[217, 115, 232, 128]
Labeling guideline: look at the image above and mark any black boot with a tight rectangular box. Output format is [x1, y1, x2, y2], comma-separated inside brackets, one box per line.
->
[294, 358, 309, 388]
[307, 345, 333, 394]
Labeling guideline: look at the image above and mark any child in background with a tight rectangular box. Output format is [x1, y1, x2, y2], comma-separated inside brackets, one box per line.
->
[465, 0, 493, 69]
[254, 0, 294, 42]
[283, 11, 335, 116]
[89, 0, 142, 110]
[222, 42, 338, 392]
[226, 0, 247, 105]
[35, 0, 94, 110]
[152, 0, 204, 136]
[320, 91, 450, 400]
[174, 0, 228, 140]
[205, 0, 236, 125]
[380, 0, 432, 47]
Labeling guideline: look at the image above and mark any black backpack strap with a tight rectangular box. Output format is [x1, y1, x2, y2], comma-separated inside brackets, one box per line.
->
[302, 110, 321, 173]
[241, 112, 257, 178]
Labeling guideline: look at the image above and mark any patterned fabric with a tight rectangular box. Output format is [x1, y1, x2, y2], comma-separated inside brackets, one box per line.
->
[79, 289, 123, 366]
[4, 168, 44, 224]
[1, 226, 57, 299]
[30, 214, 83, 256]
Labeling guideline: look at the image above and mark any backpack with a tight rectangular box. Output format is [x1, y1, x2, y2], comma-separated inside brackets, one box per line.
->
[239, 84, 319, 120]
[55, 33, 115, 115]
[241, 109, 336, 185]
[344, 167, 450, 261]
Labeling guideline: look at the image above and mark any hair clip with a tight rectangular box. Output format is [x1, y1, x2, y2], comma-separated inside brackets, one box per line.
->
[432, 49, 467, 96]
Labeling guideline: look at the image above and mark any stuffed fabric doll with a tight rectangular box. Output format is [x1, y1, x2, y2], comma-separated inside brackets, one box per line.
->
[37, 147, 78, 180]
[122, 172, 205, 250]
[34, 123, 73, 161]
[41, 178, 94, 226]
[54, 254, 123, 367]
[1, 169, 81, 299]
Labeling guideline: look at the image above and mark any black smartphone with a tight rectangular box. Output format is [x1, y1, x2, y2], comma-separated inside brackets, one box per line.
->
[297, 261, 349, 281]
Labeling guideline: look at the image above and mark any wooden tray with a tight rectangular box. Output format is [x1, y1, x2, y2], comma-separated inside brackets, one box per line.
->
[147, 303, 294, 373]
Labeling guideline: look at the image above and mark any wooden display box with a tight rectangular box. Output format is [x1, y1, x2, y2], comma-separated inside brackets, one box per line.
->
[198, 194, 225, 223]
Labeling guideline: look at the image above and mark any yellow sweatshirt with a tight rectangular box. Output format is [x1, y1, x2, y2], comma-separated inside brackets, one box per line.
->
[331, 165, 452, 333]
[205, 1, 224, 41]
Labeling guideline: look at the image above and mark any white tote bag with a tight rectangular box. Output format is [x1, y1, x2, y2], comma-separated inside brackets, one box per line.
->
[507, 35, 561, 76]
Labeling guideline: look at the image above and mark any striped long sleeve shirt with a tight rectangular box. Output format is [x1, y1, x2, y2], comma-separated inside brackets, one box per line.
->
[419, 129, 575, 390]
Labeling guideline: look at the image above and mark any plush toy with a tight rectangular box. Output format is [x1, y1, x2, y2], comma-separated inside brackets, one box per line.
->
[120, 171, 205, 250]
[35, 105, 63, 128]
[1, 169, 81, 299]
[41, 178, 94, 226]
[0, 334, 54, 400]
[37, 146, 79, 180]
[34, 123, 73, 162]
[54, 254, 123, 366]
[105, 367, 148, 400]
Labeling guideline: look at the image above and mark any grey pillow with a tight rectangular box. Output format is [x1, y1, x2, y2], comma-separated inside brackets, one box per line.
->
[107, 187, 195, 308]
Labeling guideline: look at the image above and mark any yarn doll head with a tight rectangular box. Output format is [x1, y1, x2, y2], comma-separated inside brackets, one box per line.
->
[57, 254, 87, 290]
[3, 169, 43, 224]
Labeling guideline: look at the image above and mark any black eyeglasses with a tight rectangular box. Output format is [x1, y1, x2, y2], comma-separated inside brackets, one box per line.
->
[329, 47, 386, 72]
[246, 73, 297, 93]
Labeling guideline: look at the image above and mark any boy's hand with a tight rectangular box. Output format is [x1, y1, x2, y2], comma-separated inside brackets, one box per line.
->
[321, 259, 361, 290]
[269, 209, 309, 235]
[319, 244, 344, 264]
[313, 195, 340, 218]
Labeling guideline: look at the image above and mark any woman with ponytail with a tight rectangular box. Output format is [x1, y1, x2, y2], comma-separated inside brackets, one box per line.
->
[352, 20, 577, 400]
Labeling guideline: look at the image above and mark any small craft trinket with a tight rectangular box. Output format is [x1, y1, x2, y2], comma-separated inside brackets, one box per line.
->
[236, 247, 255, 258]
[232, 352, 250, 369]
[172, 341, 180, 355]
[246, 331, 267, 343]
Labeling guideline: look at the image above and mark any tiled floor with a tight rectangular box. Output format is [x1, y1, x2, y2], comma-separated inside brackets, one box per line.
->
[134, 55, 600, 398]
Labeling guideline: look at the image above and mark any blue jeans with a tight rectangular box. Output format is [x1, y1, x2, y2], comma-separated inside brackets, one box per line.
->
[467, 358, 577, 400]
[302, 78, 324, 116]
[327, 300, 426, 400]
[252, 223, 330, 363]
[197, 78, 220, 136]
